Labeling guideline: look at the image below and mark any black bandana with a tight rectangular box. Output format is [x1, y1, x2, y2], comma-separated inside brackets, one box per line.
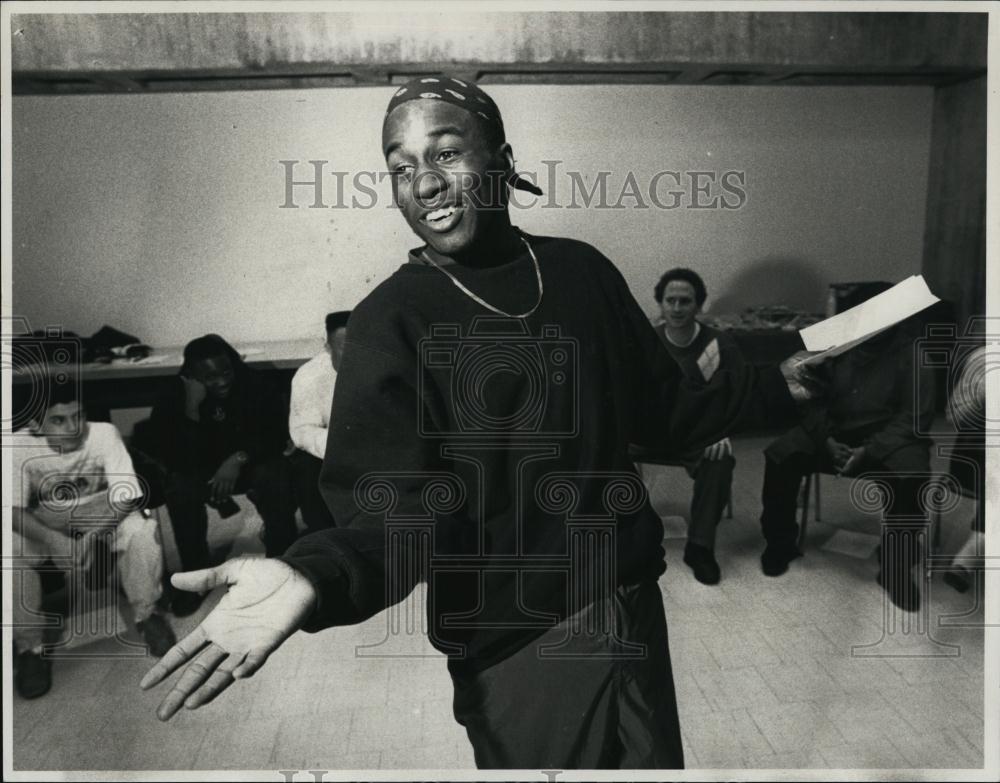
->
[384, 75, 543, 196]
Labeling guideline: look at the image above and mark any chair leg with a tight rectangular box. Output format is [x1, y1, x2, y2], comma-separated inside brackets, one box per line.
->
[798, 474, 811, 551]
[931, 476, 944, 553]
[814, 473, 821, 523]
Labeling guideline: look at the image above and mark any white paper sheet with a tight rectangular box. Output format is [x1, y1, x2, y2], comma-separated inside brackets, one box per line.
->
[798, 275, 939, 364]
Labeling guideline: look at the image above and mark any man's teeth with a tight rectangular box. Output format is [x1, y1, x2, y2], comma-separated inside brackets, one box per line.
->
[427, 207, 456, 222]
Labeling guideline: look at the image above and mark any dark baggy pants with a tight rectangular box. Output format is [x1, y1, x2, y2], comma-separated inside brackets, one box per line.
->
[760, 454, 927, 574]
[288, 448, 337, 532]
[164, 456, 298, 571]
[683, 453, 734, 550]
[449, 581, 684, 769]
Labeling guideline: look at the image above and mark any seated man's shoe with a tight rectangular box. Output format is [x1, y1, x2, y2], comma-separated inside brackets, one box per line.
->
[761, 544, 802, 577]
[683, 542, 721, 585]
[877, 569, 920, 612]
[137, 612, 177, 658]
[15, 650, 52, 700]
[943, 567, 971, 594]
[170, 588, 206, 618]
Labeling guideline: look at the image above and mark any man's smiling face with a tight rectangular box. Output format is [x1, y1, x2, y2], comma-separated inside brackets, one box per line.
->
[382, 100, 508, 260]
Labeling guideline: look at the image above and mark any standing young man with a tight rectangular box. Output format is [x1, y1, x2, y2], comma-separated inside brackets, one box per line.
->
[141, 76, 817, 769]
[650, 267, 744, 585]
[288, 311, 350, 531]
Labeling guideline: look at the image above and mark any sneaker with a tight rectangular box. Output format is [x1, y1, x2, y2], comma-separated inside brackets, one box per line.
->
[761, 544, 802, 577]
[683, 542, 721, 585]
[15, 650, 52, 700]
[137, 613, 177, 658]
[170, 588, 205, 618]
[877, 569, 920, 612]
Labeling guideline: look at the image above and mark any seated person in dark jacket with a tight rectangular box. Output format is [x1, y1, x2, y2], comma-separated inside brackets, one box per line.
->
[759, 306, 935, 612]
[143, 334, 298, 616]
[652, 268, 744, 586]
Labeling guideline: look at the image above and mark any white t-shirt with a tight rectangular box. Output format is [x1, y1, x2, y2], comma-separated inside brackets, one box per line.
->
[10, 422, 142, 526]
[289, 350, 338, 460]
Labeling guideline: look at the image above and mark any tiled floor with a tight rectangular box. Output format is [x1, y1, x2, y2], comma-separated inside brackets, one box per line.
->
[10, 434, 987, 772]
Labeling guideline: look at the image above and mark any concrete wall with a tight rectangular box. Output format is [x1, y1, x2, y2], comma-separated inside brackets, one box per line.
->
[12, 84, 933, 344]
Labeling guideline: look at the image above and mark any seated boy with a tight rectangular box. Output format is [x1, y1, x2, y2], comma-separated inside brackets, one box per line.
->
[140, 334, 298, 616]
[11, 381, 176, 700]
[287, 311, 350, 531]
[652, 267, 743, 585]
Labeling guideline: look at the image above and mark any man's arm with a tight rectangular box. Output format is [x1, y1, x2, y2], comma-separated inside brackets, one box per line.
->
[288, 369, 328, 460]
[279, 335, 442, 632]
[865, 341, 936, 464]
[93, 424, 144, 521]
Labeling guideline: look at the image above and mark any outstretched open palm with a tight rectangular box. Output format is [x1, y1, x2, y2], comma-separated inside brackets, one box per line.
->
[140, 557, 316, 720]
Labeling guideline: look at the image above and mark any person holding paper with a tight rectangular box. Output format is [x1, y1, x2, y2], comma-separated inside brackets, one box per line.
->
[759, 311, 935, 611]
[652, 268, 744, 585]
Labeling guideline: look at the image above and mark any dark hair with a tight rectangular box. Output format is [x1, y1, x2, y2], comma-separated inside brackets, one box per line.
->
[12, 375, 81, 429]
[654, 268, 708, 306]
[325, 311, 351, 335]
[181, 334, 243, 375]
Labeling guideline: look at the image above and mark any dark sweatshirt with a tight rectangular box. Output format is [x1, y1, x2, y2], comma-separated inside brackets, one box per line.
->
[654, 321, 746, 385]
[281, 235, 797, 672]
[142, 366, 289, 477]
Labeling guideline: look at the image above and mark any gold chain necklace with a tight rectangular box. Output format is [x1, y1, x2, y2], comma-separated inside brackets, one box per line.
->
[419, 233, 543, 319]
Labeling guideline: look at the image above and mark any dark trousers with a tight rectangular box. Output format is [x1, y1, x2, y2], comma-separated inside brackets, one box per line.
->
[288, 449, 336, 532]
[450, 581, 684, 769]
[760, 454, 927, 567]
[684, 454, 734, 550]
[164, 456, 298, 571]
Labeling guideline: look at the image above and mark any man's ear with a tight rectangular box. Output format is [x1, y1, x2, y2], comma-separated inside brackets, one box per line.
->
[496, 142, 516, 177]
[26, 416, 42, 434]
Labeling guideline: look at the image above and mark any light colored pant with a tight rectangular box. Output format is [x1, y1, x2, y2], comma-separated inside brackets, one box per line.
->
[12, 511, 164, 650]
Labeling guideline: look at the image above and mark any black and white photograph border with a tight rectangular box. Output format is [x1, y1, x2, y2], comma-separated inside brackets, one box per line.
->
[1, 1, 997, 781]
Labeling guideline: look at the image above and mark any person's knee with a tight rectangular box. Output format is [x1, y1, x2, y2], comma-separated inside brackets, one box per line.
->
[165, 472, 202, 500]
[695, 454, 735, 486]
[249, 459, 293, 497]
[113, 511, 162, 553]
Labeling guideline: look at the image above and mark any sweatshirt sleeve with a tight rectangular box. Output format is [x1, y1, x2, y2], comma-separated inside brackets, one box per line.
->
[864, 339, 935, 462]
[279, 334, 442, 632]
[605, 254, 798, 454]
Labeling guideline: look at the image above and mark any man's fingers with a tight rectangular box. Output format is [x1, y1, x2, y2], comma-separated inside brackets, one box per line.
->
[171, 564, 228, 594]
[140, 624, 208, 690]
[233, 650, 271, 680]
[155, 644, 229, 721]
[184, 652, 247, 709]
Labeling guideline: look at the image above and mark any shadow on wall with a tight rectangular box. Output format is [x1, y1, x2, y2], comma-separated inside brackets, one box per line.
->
[710, 257, 827, 315]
